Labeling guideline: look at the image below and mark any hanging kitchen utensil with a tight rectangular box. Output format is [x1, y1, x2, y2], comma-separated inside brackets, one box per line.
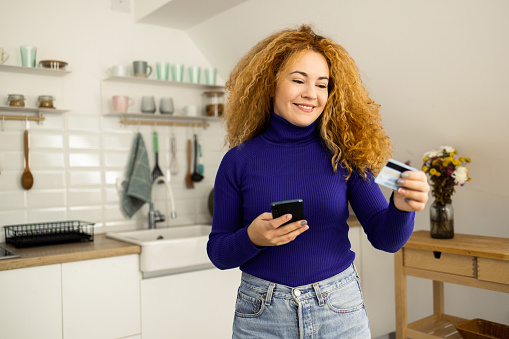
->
[185, 139, 194, 189]
[21, 120, 34, 190]
[169, 136, 179, 175]
[151, 131, 164, 183]
[191, 134, 204, 182]
[197, 142, 204, 175]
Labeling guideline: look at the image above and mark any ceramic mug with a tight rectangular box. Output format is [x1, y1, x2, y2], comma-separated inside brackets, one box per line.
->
[112, 95, 134, 113]
[181, 104, 198, 116]
[133, 61, 152, 78]
[20, 45, 37, 67]
[159, 97, 174, 114]
[0, 48, 9, 65]
[172, 64, 184, 82]
[109, 65, 129, 77]
[141, 96, 156, 113]
[204, 67, 217, 85]
[156, 62, 169, 80]
[188, 66, 201, 84]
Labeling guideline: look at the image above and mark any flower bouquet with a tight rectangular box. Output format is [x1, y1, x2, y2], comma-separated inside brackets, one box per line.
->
[422, 146, 471, 238]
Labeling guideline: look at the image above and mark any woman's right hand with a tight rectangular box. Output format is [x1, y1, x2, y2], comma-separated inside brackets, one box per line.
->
[247, 212, 309, 247]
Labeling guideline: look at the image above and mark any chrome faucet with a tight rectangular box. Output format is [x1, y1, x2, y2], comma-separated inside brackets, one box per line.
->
[148, 203, 165, 229]
[148, 176, 177, 229]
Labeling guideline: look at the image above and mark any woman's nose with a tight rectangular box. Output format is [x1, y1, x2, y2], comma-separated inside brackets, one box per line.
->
[301, 84, 317, 99]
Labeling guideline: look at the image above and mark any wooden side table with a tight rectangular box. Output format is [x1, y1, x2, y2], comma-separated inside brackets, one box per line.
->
[394, 230, 509, 339]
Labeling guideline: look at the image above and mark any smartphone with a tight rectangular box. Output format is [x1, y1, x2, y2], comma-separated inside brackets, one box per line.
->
[271, 199, 305, 226]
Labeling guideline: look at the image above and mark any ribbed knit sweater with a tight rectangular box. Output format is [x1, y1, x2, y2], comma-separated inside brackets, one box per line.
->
[208, 113, 414, 287]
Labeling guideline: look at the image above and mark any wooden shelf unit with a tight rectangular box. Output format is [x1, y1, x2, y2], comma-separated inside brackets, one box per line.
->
[395, 231, 509, 339]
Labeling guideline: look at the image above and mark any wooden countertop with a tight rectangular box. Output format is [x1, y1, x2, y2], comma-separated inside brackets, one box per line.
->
[404, 230, 509, 261]
[0, 234, 140, 271]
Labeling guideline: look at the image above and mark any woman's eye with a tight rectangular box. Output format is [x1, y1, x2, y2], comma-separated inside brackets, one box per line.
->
[317, 84, 328, 89]
[292, 79, 304, 84]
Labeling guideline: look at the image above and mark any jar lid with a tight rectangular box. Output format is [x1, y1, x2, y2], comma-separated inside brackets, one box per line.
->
[8, 94, 25, 100]
[203, 90, 224, 96]
[38, 95, 55, 100]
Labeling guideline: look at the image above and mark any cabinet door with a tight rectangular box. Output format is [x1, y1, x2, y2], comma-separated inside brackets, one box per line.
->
[62, 255, 141, 339]
[141, 268, 241, 339]
[0, 264, 62, 339]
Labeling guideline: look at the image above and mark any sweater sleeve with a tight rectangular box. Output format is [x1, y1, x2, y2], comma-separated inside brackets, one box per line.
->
[207, 149, 263, 270]
[347, 173, 415, 253]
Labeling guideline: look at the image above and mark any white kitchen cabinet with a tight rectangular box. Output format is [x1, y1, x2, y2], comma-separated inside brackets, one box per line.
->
[358, 233, 397, 338]
[0, 264, 63, 339]
[62, 254, 141, 339]
[141, 267, 241, 339]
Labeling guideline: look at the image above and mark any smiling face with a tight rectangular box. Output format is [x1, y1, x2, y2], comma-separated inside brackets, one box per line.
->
[273, 50, 330, 127]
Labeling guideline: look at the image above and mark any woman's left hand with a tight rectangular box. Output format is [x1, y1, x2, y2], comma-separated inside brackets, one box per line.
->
[393, 171, 430, 212]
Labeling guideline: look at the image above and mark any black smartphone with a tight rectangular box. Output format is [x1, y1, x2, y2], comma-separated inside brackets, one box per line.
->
[270, 199, 305, 226]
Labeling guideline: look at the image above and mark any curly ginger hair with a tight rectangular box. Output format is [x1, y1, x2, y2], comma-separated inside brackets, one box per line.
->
[223, 25, 392, 179]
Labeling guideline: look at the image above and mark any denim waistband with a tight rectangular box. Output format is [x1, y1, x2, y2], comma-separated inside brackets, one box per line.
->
[240, 264, 358, 305]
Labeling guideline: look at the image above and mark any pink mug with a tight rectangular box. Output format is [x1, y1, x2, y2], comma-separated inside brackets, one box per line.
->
[112, 95, 134, 113]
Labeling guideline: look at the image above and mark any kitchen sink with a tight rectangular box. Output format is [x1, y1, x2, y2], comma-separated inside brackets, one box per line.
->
[106, 225, 213, 277]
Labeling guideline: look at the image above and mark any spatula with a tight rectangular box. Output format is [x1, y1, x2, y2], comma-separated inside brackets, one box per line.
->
[191, 134, 204, 182]
[185, 139, 194, 189]
[151, 131, 164, 183]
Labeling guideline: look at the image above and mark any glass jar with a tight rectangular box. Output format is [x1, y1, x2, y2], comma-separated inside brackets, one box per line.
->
[203, 90, 224, 117]
[7, 94, 25, 107]
[37, 95, 55, 109]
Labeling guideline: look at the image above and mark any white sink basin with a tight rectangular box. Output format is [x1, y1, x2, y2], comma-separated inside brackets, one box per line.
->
[107, 225, 213, 277]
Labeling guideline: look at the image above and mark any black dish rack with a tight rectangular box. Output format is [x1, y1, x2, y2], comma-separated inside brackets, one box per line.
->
[4, 220, 94, 248]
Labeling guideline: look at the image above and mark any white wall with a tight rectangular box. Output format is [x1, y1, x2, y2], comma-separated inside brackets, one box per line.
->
[188, 0, 509, 328]
[0, 0, 225, 237]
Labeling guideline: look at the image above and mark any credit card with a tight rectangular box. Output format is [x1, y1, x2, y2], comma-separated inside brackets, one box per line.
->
[375, 159, 417, 190]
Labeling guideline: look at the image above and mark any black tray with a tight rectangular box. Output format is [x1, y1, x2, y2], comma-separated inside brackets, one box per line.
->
[4, 220, 94, 248]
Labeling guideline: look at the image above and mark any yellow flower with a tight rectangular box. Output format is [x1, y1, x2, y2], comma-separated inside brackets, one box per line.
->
[435, 171, 441, 177]
[453, 159, 461, 166]
[466, 158, 471, 163]
[430, 168, 437, 175]
[422, 165, 428, 172]
[423, 157, 429, 162]
[459, 157, 465, 162]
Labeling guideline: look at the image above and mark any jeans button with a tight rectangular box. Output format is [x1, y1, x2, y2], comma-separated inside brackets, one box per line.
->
[294, 289, 301, 297]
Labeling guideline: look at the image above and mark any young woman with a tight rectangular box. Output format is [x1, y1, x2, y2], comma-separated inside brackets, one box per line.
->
[208, 25, 429, 338]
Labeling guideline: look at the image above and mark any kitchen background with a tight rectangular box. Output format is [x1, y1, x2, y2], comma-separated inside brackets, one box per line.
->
[1, 0, 508, 334]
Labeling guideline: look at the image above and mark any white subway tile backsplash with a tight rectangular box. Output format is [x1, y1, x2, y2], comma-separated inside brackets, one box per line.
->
[67, 206, 103, 223]
[103, 133, 134, 151]
[69, 153, 101, 168]
[69, 134, 101, 149]
[28, 208, 67, 223]
[28, 190, 66, 209]
[31, 134, 64, 149]
[68, 188, 102, 206]
[32, 152, 65, 169]
[0, 152, 22, 171]
[68, 170, 102, 187]
[67, 115, 101, 131]
[32, 172, 66, 189]
[0, 171, 22, 190]
[0, 112, 224, 234]
[103, 151, 129, 168]
[0, 191, 26, 210]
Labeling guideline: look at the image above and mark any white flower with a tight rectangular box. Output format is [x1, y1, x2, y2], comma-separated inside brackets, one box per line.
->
[439, 145, 456, 154]
[452, 166, 468, 185]
[423, 150, 439, 159]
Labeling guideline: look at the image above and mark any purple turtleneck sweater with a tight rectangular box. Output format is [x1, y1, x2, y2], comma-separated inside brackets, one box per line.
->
[208, 113, 414, 287]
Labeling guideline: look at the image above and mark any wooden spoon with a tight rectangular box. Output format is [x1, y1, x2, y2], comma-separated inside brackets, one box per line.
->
[21, 129, 34, 190]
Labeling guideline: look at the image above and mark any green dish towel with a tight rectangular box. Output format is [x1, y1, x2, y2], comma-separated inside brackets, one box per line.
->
[121, 133, 152, 218]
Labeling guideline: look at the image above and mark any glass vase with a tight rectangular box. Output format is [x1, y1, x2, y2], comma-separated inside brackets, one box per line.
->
[430, 202, 454, 239]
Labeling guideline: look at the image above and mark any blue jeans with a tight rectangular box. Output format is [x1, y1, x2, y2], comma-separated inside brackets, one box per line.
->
[232, 264, 370, 339]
